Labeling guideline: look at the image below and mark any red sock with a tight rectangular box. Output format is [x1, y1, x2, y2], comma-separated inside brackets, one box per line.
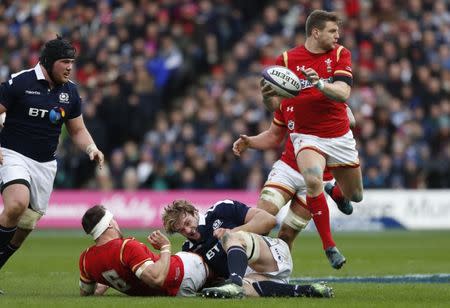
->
[331, 184, 344, 202]
[307, 192, 335, 250]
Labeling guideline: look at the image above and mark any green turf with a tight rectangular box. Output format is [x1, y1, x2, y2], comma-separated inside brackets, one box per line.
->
[1, 230, 449, 307]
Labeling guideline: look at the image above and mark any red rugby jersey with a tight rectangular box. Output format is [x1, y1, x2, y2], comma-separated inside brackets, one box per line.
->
[79, 238, 184, 296]
[275, 44, 352, 138]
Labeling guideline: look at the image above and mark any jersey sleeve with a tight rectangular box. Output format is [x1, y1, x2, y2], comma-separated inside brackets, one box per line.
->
[273, 108, 285, 127]
[333, 46, 353, 86]
[121, 239, 158, 274]
[67, 87, 82, 120]
[79, 250, 93, 283]
[214, 200, 250, 225]
[0, 79, 18, 109]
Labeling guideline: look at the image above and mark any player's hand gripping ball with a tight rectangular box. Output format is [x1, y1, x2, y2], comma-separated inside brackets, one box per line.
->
[262, 65, 301, 98]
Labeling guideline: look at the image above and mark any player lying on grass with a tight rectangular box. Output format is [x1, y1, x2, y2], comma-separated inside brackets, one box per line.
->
[162, 199, 334, 298]
[79, 205, 208, 297]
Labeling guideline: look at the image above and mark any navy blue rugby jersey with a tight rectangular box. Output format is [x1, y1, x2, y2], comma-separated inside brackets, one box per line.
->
[0, 64, 82, 162]
[182, 199, 250, 278]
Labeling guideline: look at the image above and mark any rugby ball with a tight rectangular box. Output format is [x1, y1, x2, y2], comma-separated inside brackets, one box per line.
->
[262, 65, 301, 98]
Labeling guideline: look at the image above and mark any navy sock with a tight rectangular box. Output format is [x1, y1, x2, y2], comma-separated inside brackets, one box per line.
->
[0, 225, 17, 249]
[252, 281, 314, 297]
[0, 243, 19, 270]
[227, 246, 248, 286]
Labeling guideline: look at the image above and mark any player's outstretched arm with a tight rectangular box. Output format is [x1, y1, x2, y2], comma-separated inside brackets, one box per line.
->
[232, 122, 286, 156]
[66, 115, 104, 169]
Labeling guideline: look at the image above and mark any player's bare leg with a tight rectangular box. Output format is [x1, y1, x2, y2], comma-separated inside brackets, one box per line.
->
[331, 167, 363, 202]
[297, 149, 345, 269]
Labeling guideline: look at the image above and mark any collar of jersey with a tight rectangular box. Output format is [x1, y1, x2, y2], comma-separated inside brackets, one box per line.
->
[34, 63, 46, 80]
[198, 213, 206, 226]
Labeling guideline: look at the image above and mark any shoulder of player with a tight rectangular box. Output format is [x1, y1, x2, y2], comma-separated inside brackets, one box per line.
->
[333, 44, 351, 59]
[6, 68, 36, 87]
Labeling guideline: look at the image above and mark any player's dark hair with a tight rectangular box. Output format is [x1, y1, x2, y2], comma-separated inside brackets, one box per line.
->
[39, 35, 76, 77]
[305, 10, 341, 37]
[162, 200, 198, 234]
[82, 205, 107, 234]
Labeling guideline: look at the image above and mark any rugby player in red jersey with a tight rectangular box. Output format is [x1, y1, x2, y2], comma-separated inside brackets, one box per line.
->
[261, 10, 363, 269]
[78, 205, 208, 297]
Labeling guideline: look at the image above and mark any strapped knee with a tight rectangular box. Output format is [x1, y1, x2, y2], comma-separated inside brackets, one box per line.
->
[260, 187, 287, 210]
[282, 208, 310, 231]
[17, 208, 42, 230]
[234, 231, 260, 264]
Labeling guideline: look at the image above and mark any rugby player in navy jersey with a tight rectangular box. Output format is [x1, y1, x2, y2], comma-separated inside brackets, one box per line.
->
[0, 36, 104, 275]
[162, 199, 333, 298]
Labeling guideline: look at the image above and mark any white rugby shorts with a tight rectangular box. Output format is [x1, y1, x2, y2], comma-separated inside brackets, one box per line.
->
[290, 130, 360, 168]
[245, 236, 293, 284]
[0, 148, 57, 215]
[176, 252, 209, 296]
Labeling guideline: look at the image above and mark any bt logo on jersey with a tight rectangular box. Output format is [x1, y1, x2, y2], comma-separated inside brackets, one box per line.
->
[29, 108, 48, 117]
[28, 107, 66, 124]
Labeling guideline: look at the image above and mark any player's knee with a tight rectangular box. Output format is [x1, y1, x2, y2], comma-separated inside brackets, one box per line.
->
[221, 230, 241, 249]
[17, 208, 43, 230]
[3, 200, 28, 220]
[303, 172, 323, 192]
[351, 188, 363, 202]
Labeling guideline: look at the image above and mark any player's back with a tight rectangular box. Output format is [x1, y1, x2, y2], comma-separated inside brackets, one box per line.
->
[80, 238, 171, 296]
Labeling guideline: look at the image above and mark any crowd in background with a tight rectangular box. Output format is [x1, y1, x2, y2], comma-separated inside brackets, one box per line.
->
[0, 0, 448, 190]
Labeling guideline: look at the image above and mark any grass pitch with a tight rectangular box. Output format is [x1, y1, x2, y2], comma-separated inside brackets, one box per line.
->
[1, 230, 449, 307]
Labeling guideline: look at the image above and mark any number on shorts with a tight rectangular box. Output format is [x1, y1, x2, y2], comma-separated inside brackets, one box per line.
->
[102, 269, 131, 292]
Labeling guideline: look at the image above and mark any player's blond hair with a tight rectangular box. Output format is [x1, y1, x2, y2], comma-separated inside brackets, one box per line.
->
[305, 10, 341, 37]
[162, 200, 198, 234]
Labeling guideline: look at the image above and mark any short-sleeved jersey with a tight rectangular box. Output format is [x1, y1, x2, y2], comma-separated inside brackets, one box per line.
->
[275, 44, 352, 138]
[79, 238, 184, 296]
[273, 102, 333, 181]
[0, 64, 82, 162]
[182, 200, 249, 278]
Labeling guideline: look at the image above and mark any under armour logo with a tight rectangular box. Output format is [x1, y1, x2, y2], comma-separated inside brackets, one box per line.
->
[296, 65, 305, 72]
[287, 106, 293, 112]
[311, 211, 322, 217]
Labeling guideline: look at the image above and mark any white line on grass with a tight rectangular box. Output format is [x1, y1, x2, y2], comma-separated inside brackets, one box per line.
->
[290, 273, 450, 284]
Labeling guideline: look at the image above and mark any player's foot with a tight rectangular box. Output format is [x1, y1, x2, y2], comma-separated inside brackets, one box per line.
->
[325, 183, 353, 215]
[325, 246, 346, 269]
[309, 281, 334, 298]
[201, 282, 245, 299]
[0, 289, 4, 295]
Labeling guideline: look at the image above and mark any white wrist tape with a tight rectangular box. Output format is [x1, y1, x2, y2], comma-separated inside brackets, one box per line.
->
[86, 143, 98, 154]
[315, 79, 325, 90]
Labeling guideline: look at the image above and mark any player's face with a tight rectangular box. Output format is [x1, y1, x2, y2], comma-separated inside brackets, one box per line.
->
[317, 21, 339, 50]
[174, 213, 201, 241]
[52, 58, 74, 84]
